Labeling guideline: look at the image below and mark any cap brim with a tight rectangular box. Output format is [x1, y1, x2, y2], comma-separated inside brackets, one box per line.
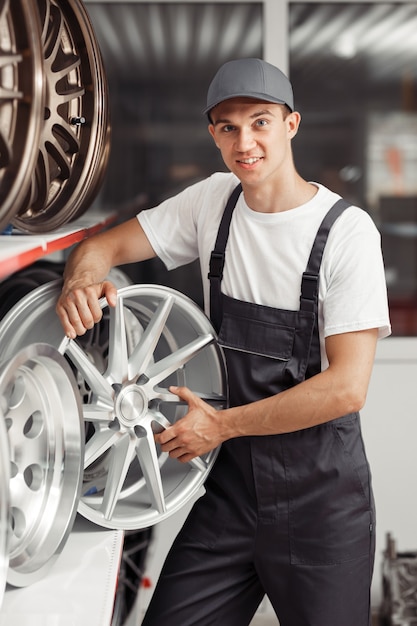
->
[203, 93, 289, 115]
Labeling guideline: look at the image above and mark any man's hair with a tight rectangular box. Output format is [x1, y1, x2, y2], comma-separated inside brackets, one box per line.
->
[207, 102, 293, 125]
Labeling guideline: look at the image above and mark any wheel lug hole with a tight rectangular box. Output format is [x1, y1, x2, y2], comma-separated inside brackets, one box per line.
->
[134, 425, 147, 438]
[23, 464, 44, 491]
[10, 461, 18, 479]
[10, 507, 26, 539]
[23, 411, 43, 439]
[109, 419, 120, 432]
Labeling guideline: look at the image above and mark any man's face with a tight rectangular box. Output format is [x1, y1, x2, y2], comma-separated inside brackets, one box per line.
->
[208, 97, 300, 187]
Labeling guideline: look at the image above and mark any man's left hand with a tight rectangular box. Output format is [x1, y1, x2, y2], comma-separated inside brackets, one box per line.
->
[154, 385, 223, 463]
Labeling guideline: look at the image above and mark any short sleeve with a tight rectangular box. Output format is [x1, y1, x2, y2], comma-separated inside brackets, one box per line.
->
[321, 208, 391, 340]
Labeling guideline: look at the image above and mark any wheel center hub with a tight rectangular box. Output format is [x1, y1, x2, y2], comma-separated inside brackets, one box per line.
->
[117, 386, 147, 426]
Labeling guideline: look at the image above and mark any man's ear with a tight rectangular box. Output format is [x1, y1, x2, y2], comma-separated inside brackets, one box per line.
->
[287, 111, 301, 139]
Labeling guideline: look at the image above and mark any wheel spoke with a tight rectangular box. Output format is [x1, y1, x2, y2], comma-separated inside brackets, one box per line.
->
[128, 295, 174, 380]
[54, 55, 81, 81]
[155, 387, 227, 407]
[0, 52, 23, 99]
[149, 409, 172, 432]
[136, 427, 166, 514]
[189, 456, 209, 472]
[33, 146, 51, 210]
[82, 402, 114, 423]
[44, 4, 63, 63]
[0, 52, 22, 68]
[66, 339, 114, 401]
[46, 138, 71, 181]
[105, 296, 129, 382]
[147, 334, 215, 386]
[52, 122, 81, 158]
[149, 387, 183, 403]
[0, 84, 23, 99]
[84, 428, 120, 470]
[101, 434, 136, 521]
[57, 84, 85, 104]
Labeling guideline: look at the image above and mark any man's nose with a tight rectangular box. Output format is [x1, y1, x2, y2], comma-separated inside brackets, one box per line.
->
[235, 128, 256, 152]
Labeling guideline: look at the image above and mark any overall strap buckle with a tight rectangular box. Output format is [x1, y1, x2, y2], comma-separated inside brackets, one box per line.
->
[300, 272, 319, 311]
[208, 251, 225, 281]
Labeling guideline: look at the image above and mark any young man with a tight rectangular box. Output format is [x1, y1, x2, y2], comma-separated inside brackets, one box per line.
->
[57, 58, 390, 625]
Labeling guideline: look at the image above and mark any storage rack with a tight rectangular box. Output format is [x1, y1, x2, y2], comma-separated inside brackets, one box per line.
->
[0, 211, 117, 281]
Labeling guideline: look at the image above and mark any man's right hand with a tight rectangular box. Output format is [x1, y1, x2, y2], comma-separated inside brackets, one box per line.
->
[55, 217, 157, 338]
[56, 279, 118, 339]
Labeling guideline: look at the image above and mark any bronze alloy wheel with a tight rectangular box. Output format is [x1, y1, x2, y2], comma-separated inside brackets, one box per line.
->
[12, 0, 110, 233]
[0, 0, 44, 233]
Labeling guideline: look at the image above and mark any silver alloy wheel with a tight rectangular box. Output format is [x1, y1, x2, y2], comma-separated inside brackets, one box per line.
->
[0, 343, 84, 587]
[0, 391, 10, 606]
[0, 0, 44, 232]
[0, 282, 227, 530]
[12, 0, 110, 232]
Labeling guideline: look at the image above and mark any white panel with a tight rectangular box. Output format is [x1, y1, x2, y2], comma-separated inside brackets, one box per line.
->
[0, 517, 124, 626]
[362, 337, 417, 607]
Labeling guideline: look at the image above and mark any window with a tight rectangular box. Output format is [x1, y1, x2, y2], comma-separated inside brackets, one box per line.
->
[289, 2, 417, 335]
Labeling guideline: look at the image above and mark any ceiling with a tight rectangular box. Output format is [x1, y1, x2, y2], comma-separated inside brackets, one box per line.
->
[85, 2, 262, 84]
[84, 2, 417, 89]
[289, 3, 417, 88]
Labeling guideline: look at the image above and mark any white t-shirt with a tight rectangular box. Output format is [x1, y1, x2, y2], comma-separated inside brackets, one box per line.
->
[138, 172, 391, 368]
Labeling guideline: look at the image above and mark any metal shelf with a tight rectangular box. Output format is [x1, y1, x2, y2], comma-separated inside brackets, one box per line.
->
[0, 211, 117, 281]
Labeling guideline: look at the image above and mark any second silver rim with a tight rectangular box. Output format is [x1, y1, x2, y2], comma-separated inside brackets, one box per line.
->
[0, 343, 84, 587]
[0, 387, 10, 606]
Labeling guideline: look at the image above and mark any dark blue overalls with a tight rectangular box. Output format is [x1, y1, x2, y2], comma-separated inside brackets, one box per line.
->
[143, 186, 375, 626]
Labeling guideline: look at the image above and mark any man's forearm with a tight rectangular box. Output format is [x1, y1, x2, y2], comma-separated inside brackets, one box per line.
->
[63, 235, 113, 288]
[63, 216, 157, 288]
[219, 368, 356, 440]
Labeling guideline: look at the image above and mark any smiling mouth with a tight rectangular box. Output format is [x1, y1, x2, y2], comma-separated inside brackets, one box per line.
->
[237, 157, 263, 165]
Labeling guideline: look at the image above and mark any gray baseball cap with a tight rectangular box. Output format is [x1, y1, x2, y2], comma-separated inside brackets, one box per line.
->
[204, 58, 294, 115]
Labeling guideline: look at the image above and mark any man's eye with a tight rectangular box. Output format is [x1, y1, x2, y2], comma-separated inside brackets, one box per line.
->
[255, 119, 268, 127]
[220, 124, 235, 133]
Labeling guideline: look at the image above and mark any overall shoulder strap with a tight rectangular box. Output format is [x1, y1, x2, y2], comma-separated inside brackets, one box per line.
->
[300, 198, 351, 312]
[301, 198, 351, 380]
[208, 184, 242, 332]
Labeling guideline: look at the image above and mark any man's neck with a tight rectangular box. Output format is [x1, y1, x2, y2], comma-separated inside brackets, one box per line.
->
[242, 177, 317, 214]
